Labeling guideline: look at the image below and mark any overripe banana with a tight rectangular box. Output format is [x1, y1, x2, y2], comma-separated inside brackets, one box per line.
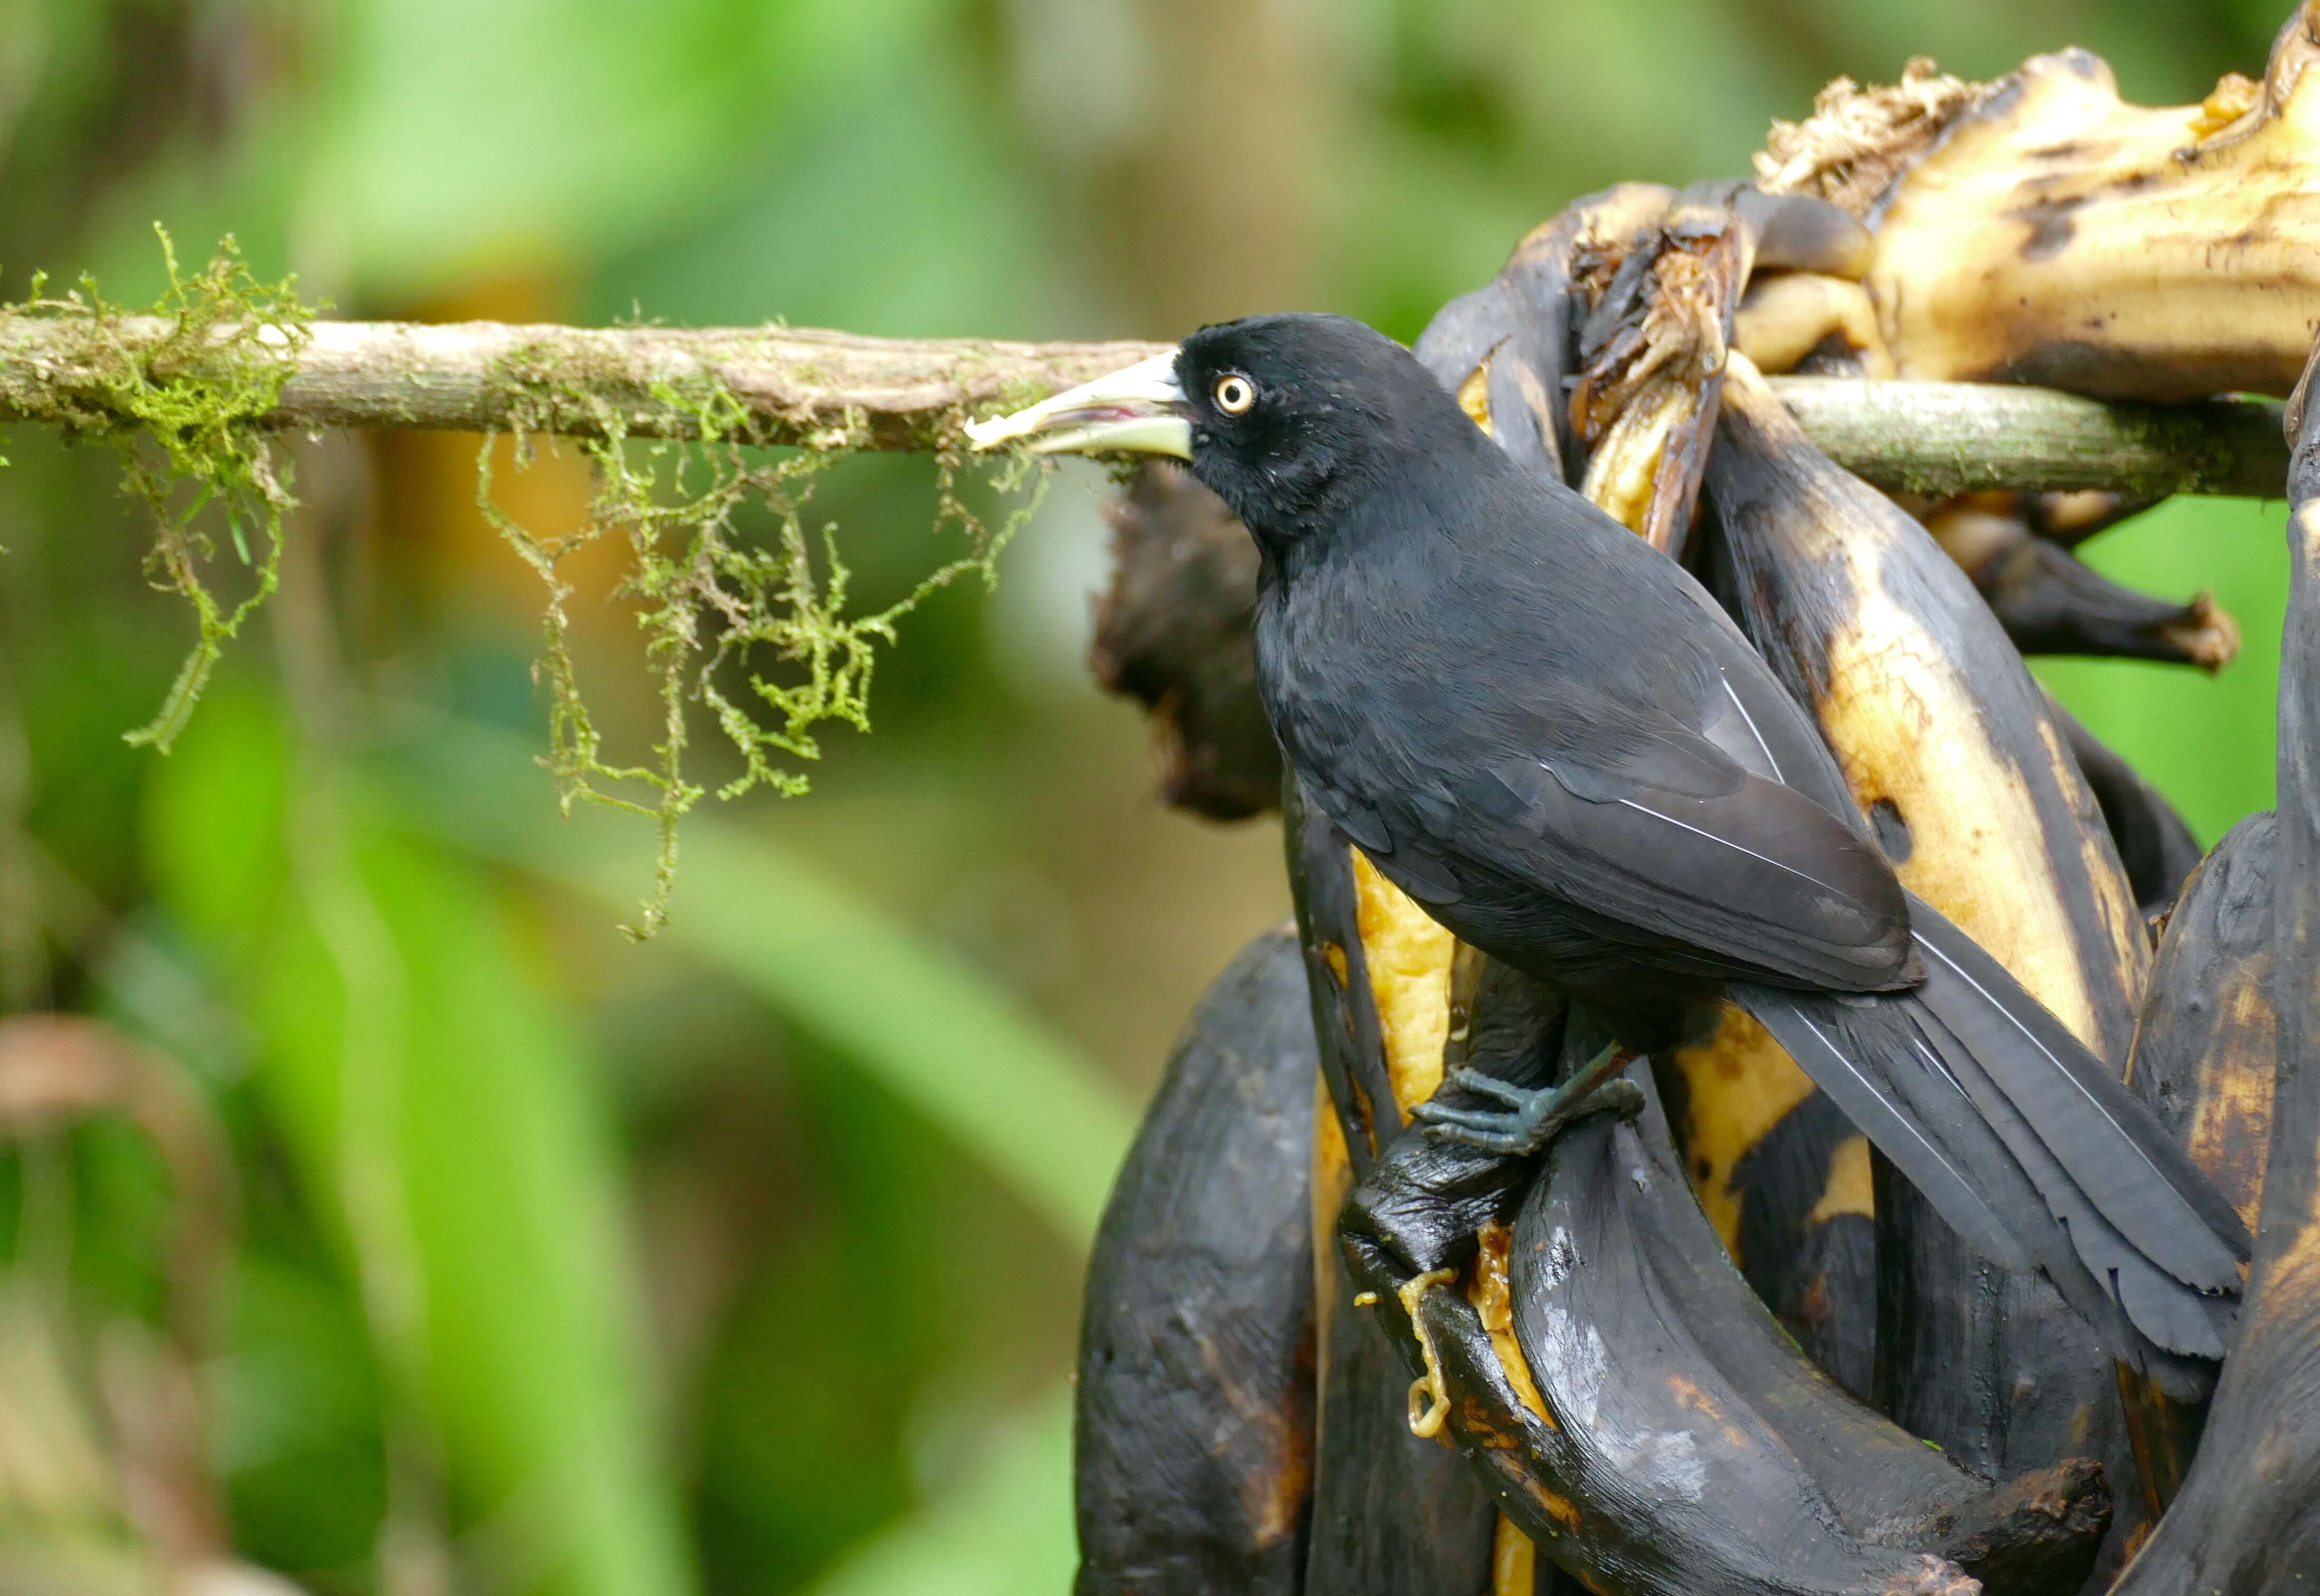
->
[1757, 4, 2320, 402]
[1327, 974, 2106, 1595]
[2108, 346, 2320, 1594]
[1654, 1047, 1879, 1401]
[1092, 463, 1280, 820]
[1286, 785, 1506, 1594]
[1073, 925, 1318, 1595]
[1704, 355, 2165, 1585]
[2046, 696, 2207, 920]
[2128, 814, 2278, 1244]
[1921, 494, 2239, 671]
[2114, 813, 2278, 1520]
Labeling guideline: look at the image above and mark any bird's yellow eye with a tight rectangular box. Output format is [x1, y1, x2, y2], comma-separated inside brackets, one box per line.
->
[1214, 374, 1255, 415]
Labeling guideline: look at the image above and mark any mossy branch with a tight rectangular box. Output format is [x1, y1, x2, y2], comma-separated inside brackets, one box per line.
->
[0, 310, 2293, 496]
[0, 311, 1175, 452]
[0, 240, 1060, 938]
[0, 237, 2291, 936]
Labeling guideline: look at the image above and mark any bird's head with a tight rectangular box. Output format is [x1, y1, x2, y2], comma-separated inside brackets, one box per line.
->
[968, 312, 1480, 541]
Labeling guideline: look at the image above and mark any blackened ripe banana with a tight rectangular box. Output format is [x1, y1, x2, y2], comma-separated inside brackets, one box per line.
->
[1317, 922, 2105, 1594]
[1074, 928, 1319, 1596]
[2115, 813, 2278, 1520]
[1091, 463, 1280, 820]
[1287, 788, 1505, 1596]
[1921, 493, 2240, 673]
[1704, 357, 2202, 1584]
[2109, 363, 2320, 1592]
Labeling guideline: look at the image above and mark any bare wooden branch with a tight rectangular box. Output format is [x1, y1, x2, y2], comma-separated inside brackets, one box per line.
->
[1770, 377, 2291, 500]
[0, 312, 2289, 496]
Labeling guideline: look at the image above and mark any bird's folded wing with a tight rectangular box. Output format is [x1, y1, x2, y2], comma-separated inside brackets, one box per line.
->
[1337, 712, 1918, 994]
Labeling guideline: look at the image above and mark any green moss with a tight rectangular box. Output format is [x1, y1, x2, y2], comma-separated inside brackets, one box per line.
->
[4, 232, 1050, 936]
[479, 365, 1050, 939]
[4, 228, 319, 752]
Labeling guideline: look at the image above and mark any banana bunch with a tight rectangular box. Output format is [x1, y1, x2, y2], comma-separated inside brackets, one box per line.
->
[1069, 10, 2320, 1593]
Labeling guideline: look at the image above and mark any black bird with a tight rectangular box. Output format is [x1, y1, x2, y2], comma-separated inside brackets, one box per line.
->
[969, 312, 2248, 1381]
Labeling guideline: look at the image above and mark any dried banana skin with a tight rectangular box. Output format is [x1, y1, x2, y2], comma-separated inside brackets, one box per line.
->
[1073, 927, 1318, 1596]
[2109, 384, 2320, 1595]
[1091, 463, 1279, 820]
[1412, 182, 1678, 492]
[1923, 494, 2240, 673]
[1769, 6, 2320, 401]
[2116, 814, 2278, 1516]
[1704, 358, 2155, 1584]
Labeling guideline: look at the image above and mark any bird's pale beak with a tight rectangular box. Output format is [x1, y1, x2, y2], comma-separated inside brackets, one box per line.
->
[965, 351, 1192, 459]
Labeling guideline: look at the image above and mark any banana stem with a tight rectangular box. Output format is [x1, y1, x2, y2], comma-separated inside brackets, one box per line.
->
[0, 311, 2289, 496]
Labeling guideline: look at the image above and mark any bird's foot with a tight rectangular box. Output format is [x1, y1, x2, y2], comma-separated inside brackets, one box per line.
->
[1412, 1045, 1643, 1156]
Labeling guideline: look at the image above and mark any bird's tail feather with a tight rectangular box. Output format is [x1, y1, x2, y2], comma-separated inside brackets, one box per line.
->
[1733, 894, 2243, 1390]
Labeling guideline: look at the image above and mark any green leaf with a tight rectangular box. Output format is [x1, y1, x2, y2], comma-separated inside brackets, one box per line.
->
[390, 717, 1135, 1251]
[807, 1390, 1077, 1596]
[143, 695, 696, 1596]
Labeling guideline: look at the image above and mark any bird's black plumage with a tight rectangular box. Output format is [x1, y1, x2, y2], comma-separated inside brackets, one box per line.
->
[1171, 311, 2246, 1379]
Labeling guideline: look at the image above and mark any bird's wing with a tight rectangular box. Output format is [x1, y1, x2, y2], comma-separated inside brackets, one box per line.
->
[1325, 685, 1916, 993]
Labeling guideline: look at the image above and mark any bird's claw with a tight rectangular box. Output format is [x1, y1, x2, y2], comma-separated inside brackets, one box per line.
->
[1413, 1074, 1646, 1157]
[1435, 1066, 1536, 1108]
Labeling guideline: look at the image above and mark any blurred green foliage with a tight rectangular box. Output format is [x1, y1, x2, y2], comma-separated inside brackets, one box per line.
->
[0, 2, 2296, 1594]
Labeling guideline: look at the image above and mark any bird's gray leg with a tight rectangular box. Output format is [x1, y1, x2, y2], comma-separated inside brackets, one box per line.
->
[1412, 1043, 1644, 1155]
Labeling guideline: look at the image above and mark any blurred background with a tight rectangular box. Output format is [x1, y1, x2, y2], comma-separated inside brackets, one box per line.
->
[0, 2, 2297, 1593]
